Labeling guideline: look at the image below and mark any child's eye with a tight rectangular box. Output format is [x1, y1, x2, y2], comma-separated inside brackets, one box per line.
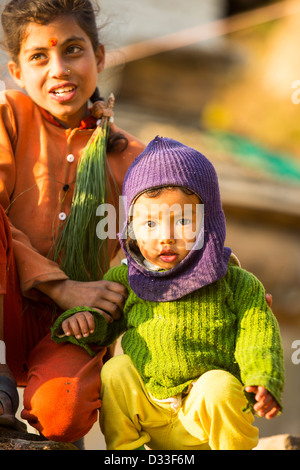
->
[144, 220, 156, 229]
[177, 218, 191, 226]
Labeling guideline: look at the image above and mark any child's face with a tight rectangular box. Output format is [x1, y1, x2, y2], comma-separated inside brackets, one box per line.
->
[8, 16, 104, 129]
[131, 188, 203, 270]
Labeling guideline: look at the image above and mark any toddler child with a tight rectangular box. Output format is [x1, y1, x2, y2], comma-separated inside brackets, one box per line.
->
[52, 136, 285, 450]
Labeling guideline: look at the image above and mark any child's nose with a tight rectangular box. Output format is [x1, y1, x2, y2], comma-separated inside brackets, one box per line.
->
[159, 221, 175, 244]
[159, 231, 175, 246]
[160, 238, 175, 246]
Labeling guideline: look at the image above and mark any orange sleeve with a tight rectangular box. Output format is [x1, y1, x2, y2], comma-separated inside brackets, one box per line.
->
[0, 92, 68, 298]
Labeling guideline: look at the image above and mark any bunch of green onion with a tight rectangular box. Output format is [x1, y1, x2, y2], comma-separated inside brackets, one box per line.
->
[53, 96, 114, 282]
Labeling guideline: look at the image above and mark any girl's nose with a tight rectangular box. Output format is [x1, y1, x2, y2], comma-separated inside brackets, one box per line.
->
[49, 55, 70, 78]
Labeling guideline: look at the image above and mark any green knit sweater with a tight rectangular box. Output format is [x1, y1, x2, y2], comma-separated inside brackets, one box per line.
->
[52, 263, 284, 406]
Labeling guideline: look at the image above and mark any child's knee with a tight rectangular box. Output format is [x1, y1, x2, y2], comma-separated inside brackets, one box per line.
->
[196, 369, 244, 406]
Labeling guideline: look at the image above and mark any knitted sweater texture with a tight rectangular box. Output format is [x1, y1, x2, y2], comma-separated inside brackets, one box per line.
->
[52, 263, 284, 406]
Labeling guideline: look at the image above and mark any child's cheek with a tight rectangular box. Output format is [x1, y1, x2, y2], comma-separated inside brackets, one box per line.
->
[137, 239, 156, 261]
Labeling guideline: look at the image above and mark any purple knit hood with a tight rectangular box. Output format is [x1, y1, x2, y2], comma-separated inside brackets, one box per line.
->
[119, 136, 231, 301]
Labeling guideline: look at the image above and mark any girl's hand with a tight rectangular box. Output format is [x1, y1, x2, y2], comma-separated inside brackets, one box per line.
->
[61, 310, 95, 339]
[37, 279, 127, 323]
[245, 385, 279, 419]
[265, 293, 272, 308]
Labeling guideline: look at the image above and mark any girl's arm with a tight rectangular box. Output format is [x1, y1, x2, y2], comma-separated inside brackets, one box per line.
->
[0, 91, 143, 312]
[0, 92, 69, 297]
[37, 278, 127, 322]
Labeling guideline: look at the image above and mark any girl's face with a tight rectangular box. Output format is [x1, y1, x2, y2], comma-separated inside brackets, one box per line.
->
[8, 16, 104, 128]
[131, 188, 203, 270]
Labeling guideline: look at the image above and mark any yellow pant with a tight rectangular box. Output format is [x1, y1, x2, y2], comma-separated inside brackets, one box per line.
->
[99, 354, 259, 450]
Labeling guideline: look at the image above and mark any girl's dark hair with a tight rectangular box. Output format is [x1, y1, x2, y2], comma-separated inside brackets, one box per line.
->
[1, 0, 128, 152]
[1, 0, 100, 61]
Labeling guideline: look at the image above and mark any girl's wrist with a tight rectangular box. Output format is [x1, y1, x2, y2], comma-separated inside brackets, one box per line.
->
[36, 279, 70, 303]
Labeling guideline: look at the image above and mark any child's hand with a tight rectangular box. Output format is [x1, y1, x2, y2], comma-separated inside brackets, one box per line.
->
[61, 311, 95, 339]
[245, 385, 279, 419]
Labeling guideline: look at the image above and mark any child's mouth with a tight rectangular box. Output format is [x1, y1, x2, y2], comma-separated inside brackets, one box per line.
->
[159, 252, 178, 263]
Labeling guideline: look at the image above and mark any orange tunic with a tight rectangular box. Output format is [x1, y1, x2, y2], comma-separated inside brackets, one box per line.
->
[0, 90, 145, 440]
[0, 89, 145, 296]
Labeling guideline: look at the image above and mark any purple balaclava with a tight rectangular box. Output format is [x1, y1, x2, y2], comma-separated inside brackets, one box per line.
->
[119, 136, 231, 301]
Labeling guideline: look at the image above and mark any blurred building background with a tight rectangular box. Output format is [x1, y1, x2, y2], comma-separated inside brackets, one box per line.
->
[95, 0, 300, 449]
[0, 0, 299, 449]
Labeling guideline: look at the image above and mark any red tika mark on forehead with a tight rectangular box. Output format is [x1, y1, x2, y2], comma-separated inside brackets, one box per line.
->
[49, 38, 58, 47]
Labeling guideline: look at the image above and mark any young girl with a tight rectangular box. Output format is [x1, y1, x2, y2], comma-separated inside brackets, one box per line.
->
[53, 136, 285, 450]
[0, 0, 145, 442]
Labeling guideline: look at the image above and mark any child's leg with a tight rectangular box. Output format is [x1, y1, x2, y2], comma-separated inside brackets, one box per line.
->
[178, 369, 259, 450]
[99, 354, 209, 451]
[100, 354, 155, 450]
[21, 333, 106, 442]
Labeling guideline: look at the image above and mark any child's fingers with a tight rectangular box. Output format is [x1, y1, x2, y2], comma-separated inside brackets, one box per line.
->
[254, 395, 272, 412]
[254, 393, 279, 418]
[265, 405, 280, 419]
[245, 385, 266, 401]
[254, 385, 269, 402]
[75, 312, 95, 338]
[61, 319, 73, 336]
[81, 311, 95, 334]
[255, 401, 279, 418]
[62, 312, 95, 339]
[245, 386, 279, 419]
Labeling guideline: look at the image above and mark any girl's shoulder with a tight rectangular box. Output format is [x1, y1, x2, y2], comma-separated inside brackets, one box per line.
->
[0, 89, 35, 112]
[0, 90, 39, 141]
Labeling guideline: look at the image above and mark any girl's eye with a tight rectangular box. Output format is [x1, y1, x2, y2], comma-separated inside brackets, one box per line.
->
[30, 53, 47, 62]
[66, 45, 82, 55]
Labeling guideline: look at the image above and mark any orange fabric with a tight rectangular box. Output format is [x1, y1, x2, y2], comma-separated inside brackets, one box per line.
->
[0, 208, 105, 440]
[0, 89, 145, 297]
[0, 203, 12, 294]
[0, 203, 27, 382]
[21, 333, 106, 442]
[0, 89, 145, 440]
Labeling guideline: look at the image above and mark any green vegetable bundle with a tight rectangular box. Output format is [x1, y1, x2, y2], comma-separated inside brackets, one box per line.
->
[53, 95, 115, 282]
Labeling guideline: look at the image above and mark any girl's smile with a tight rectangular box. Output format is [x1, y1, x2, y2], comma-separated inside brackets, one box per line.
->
[8, 16, 104, 129]
[49, 81, 77, 103]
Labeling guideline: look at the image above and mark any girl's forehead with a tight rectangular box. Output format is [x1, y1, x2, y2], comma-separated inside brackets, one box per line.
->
[21, 16, 88, 49]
